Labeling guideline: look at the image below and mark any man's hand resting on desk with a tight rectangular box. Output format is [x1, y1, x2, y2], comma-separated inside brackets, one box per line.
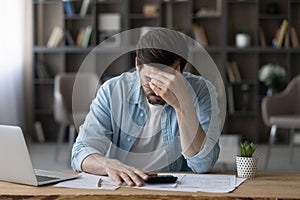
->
[82, 154, 157, 187]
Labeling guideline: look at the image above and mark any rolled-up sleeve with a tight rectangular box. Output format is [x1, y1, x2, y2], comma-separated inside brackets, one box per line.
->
[71, 83, 113, 171]
[182, 78, 220, 173]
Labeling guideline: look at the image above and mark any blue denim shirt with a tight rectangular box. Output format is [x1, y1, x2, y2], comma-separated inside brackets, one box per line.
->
[71, 71, 220, 173]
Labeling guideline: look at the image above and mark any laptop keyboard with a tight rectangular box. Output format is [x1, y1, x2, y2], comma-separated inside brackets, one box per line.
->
[36, 175, 59, 182]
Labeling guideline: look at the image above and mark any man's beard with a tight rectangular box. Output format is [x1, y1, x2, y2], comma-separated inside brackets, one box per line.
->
[146, 93, 166, 105]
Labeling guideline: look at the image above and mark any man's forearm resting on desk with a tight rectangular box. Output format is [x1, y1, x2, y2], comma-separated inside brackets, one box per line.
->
[81, 153, 155, 187]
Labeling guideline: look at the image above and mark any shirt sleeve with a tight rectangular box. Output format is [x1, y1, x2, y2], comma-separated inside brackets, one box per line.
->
[182, 78, 221, 173]
[71, 83, 114, 171]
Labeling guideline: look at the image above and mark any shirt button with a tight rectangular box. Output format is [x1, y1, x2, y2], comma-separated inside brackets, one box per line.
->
[127, 138, 131, 142]
[139, 113, 144, 117]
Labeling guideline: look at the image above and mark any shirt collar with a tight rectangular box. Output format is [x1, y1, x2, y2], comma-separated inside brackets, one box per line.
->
[127, 71, 144, 105]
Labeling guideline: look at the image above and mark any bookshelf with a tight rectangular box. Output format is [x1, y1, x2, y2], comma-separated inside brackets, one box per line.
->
[32, 0, 300, 143]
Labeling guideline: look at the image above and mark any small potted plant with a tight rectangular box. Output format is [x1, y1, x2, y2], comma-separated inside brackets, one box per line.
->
[236, 141, 258, 178]
[259, 63, 286, 96]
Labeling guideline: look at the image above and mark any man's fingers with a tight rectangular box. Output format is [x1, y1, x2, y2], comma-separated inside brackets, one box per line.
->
[149, 73, 168, 84]
[107, 170, 123, 186]
[119, 172, 134, 186]
[127, 172, 143, 187]
[149, 82, 161, 96]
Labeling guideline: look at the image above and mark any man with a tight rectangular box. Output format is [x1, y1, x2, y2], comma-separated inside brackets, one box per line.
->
[72, 28, 220, 187]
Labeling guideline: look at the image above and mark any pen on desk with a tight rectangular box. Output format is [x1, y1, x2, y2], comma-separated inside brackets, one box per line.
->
[97, 178, 102, 188]
[97, 178, 120, 188]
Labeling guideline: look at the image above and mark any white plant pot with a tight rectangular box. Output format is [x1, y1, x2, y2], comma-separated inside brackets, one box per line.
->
[235, 34, 250, 48]
[236, 156, 258, 178]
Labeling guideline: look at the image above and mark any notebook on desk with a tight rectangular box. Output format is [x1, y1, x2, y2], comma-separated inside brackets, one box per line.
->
[0, 125, 79, 186]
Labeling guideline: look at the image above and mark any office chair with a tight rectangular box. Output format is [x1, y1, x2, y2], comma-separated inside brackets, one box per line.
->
[261, 75, 300, 169]
[54, 72, 100, 161]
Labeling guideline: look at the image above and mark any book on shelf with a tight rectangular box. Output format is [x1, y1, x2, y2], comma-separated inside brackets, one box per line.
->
[227, 85, 235, 114]
[34, 121, 45, 143]
[76, 28, 85, 46]
[65, 30, 75, 46]
[260, 27, 266, 48]
[290, 26, 299, 48]
[46, 26, 64, 47]
[81, 26, 93, 48]
[231, 61, 242, 82]
[226, 62, 235, 83]
[79, 0, 91, 17]
[36, 62, 51, 79]
[284, 26, 290, 48]
[63, 0, 75, 16]
[276, 19, 288, 48]
[192, 24, 208, 47]
[226, 61, 241, 83]
[272, 28, 280, 47]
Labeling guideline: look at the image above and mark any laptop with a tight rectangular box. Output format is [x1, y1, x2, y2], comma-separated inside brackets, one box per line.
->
[0, 125, 79, 186]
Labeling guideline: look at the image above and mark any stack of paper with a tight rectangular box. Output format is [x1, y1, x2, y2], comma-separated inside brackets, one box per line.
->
[54, 173, 246, 193]
[136, 173, 246, 193]
[54, 172, 119, 190]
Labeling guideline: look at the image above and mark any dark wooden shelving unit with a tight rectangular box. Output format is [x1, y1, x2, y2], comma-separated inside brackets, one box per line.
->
[32, 0, 300, 142]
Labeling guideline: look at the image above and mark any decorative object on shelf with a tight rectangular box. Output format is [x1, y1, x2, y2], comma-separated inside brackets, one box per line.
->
[98, 13, 121, 47]
[143, 3, 158, 17]
[194, 0, 222, 17]
[236, 141, 258, 178]
[235, 26, 250, 48]
[259, 63, 286, 96]
[235, 33, 250, 48]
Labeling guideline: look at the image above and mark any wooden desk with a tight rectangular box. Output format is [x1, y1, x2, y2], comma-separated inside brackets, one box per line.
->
[0, 172, 299, 200]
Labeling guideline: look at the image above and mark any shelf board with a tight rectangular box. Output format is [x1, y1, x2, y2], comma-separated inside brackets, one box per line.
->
[163, 0, 189, 4]
[34, 79, 54, 85]
[226, 46, 258, 52]
[33, 0, 61, 5]
[96, 0, 122, 4]
[228, 0, 256, 4]
[34, 109, 53, 115]
[227, 111, 257, 117]
[289, 48, 300, 53]
[193, 13, 221, 19]
[190, 46, 222, 53]
[227, 80, 257, 86]
[259, 47, 290, 53]
[259, 14, 287, 20]
[64, 15, 93, 20]
[128, 14, 159, 19]
[33, 46, 95, 53]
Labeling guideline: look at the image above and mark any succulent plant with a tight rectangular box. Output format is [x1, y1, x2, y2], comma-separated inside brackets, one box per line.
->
[240, 141, 256, 157]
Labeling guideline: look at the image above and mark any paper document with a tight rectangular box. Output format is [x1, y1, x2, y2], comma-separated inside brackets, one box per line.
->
[135, 173, 246, 193]
[54, 172, 119, 190]
[54, 172, 246, 193]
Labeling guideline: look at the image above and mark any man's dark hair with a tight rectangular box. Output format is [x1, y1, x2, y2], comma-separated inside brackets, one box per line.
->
[136, 28, 188, 72]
